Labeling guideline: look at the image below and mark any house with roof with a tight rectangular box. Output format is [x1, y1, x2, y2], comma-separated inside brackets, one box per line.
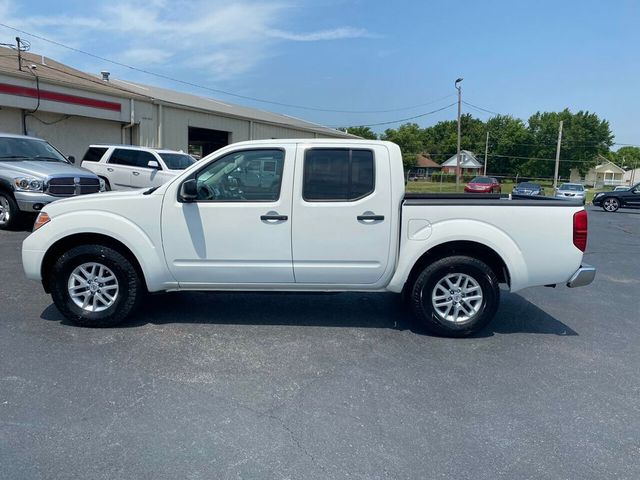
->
[569, 157, 626, 187]
[440, 150, 482, 175]
[409, 153, 441, 179]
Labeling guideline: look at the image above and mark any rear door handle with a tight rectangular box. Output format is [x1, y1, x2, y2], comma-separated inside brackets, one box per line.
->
[357, 214, 384, 221]
[261, 214, 288, 221]
[132, 171, 140, 176]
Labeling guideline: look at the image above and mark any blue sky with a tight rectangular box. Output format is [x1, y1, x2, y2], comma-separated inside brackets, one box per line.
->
[1, 0, 638, 145]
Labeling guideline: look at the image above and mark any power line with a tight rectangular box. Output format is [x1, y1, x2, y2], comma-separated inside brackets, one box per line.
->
[335, 103, 457, 128]
[0, 22, 457, 114]
[462, 101, 502, 116]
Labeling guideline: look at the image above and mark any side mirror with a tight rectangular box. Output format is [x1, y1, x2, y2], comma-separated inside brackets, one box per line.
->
[147, 160, 160, 169]
[68, 155, 75, 164]
[180, 178, 198, 202]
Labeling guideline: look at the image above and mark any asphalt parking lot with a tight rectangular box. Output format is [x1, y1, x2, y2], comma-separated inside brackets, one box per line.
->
[1, 207, 639, 480]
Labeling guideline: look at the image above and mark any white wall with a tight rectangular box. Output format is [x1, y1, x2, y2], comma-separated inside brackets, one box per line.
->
[0, 107, 22, 133]
[24, 111, 122, 160]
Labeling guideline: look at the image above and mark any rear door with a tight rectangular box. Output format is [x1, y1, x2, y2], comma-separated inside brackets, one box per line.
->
[106, 148, 139, 189]
[291, 144, 392, 285]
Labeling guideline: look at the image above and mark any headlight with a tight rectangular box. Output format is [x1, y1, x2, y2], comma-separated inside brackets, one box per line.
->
[14, 177, 44, 192]
[99, 178, 106, 192]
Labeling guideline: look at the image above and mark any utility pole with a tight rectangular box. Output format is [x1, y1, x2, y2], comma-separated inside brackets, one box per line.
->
[484, 131, 489, 176]
[553, 120, 563, 190]
[455, 78, 463, 190]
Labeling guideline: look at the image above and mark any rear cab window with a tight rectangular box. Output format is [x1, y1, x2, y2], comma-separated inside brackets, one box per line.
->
[82, 147, 108, 162]
[303, 148, 375, 201]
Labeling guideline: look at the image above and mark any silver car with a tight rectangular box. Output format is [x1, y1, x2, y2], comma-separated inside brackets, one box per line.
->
[555, 183, 586, 204]
[0, 133, 104, 229]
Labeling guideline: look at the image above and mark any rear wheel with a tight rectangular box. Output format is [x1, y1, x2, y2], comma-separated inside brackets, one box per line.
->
[602, 197, 620, 212]
[49, 245, 142, 327]
[0, 192, 20, 230]
[409, 255, 500, 337]
[100, 177, 112, 191]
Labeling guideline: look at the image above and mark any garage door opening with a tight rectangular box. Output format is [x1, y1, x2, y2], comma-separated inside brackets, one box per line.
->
[188, 127, 229, 159]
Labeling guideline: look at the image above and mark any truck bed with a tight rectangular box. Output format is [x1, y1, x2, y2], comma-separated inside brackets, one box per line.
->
[403, 192, 581, 206]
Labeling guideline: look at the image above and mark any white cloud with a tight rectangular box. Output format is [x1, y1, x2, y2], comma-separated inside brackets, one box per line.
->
[267, 27, 373, 41]
[0, 1, 376, 81]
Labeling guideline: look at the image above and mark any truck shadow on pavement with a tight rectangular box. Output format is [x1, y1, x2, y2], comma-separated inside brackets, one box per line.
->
[41, 290, 577, 337]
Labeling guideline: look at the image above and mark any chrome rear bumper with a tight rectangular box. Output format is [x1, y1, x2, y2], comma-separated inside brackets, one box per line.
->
[567, 264, 596, 288]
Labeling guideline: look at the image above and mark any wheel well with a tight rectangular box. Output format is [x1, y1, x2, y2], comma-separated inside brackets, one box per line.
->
[404, 241, 510, 292]
[41, 233, 147, 293]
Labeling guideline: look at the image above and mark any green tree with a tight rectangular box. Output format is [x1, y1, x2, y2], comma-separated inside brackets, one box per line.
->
[343, 126, 378, 140]
[525, 109, 613, 178]
[484, 115, 531, 176]
[421, 114, 486, 162]
[380, 123, 424, 169]
[611, 146, 640, 170]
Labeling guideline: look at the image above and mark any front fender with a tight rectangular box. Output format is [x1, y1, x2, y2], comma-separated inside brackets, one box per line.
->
[22, 210, 176, 292]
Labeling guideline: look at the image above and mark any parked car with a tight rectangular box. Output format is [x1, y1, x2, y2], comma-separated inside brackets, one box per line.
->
[555, 183, 586, 204]
[464, 176, 501, 193]
[592, 182, 640, 212]
[22, 139, 595, 337]
[0, 133, 104, 230]
[81, 145, 196, 191]
[613, 185, 630, 191]
[512, 182, 545, 196]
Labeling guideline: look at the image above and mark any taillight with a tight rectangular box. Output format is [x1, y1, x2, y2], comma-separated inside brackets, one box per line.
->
[573, 210, 588, 252]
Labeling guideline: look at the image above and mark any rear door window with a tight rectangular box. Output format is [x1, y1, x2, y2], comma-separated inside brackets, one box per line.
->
[303, 148, 375, 201]
[82, 147, 108, 162]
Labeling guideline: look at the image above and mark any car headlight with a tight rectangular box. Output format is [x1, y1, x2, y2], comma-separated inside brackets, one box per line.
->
[594, 192, 603, 199]
[14, 177, 44, 192]
[99, 178, 106, 192]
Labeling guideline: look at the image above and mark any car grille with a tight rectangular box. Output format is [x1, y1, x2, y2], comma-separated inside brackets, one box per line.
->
[47, 177, 100, 196]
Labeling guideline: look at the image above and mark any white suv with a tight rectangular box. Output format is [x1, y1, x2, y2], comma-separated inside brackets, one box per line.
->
[81, 145, 196, 190]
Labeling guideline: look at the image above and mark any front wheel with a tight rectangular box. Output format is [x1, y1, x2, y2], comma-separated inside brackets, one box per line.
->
[602, 197, 620, 212]
[49, 245, 143, 327]
[0, 192, 21, 230]
[409, 255, 500, 337]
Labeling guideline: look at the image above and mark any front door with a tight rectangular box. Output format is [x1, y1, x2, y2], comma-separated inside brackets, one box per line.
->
[291, 145, 392, 285]
[161, 146, 295, 286]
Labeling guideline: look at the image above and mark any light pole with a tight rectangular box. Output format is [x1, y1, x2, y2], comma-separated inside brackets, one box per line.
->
[455, 78, 463, 190]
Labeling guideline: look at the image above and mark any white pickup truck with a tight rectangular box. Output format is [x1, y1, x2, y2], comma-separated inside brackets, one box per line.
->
[22, 139, 595, 337]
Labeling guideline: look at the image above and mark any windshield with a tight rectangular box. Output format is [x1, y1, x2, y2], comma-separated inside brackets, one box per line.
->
[559, 184, 584, 191]
[0, 137, 68, 162]
[159, 153, 196, 170]
[517, 182, 540, 189]
[470, 177, 492, 184]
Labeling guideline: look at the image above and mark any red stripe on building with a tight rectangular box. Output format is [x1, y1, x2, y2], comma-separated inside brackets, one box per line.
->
[0, 82, 122, 112]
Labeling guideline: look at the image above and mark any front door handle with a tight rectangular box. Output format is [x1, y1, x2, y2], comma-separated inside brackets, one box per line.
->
[261, 214, 288, 221]
[357, 214, 384, 221]
[107, 167, 114, 172]
[132, 171, 140, 176]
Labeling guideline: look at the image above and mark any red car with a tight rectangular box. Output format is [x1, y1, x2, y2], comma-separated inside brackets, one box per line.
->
[464, 176, 501, 193]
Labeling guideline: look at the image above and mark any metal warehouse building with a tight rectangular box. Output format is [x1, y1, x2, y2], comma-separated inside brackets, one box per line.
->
[0, 47, 351, 160]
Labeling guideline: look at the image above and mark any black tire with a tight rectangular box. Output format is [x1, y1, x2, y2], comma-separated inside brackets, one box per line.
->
[49, 244, 142, 327]
[601, 197, 619, 212]
[100, 177, 112, 191]
[0, 191, 21, 230]
[409, 255, 500, 337]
